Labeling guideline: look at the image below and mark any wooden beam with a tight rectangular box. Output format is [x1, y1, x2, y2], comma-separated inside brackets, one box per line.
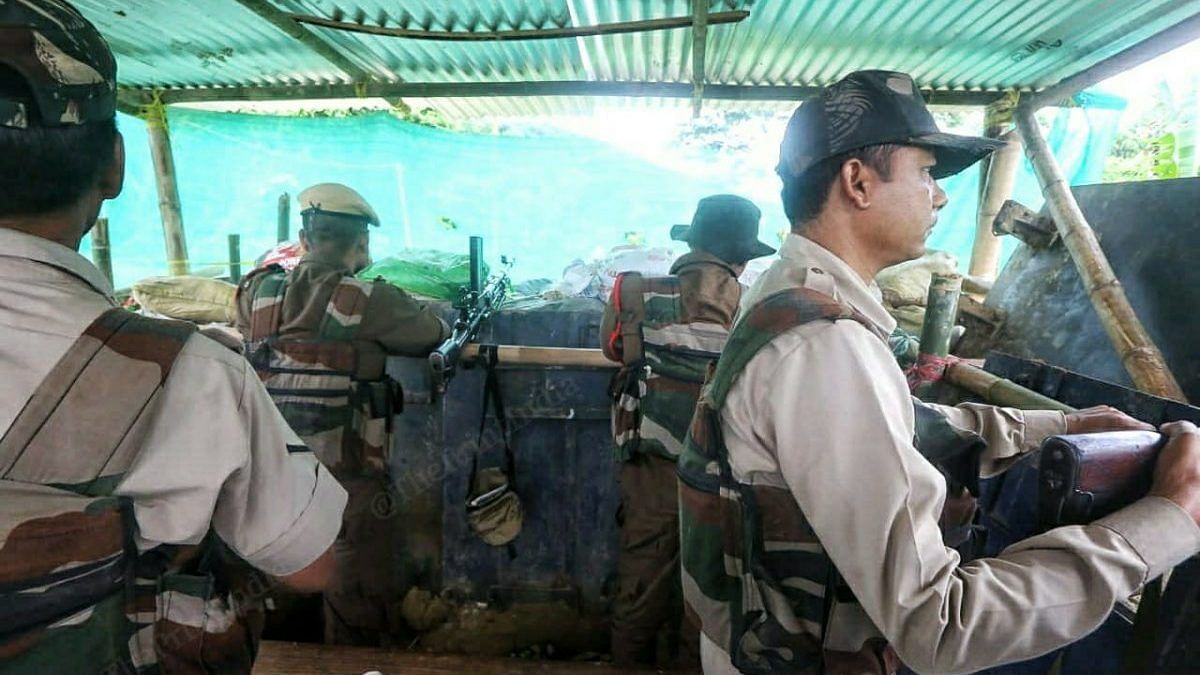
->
[461, 344, 616, 370]
[1027, 12, 1200, 108]
[691, 0, 709, 118]
[291, 10, 750, 42]
[145, 104, 189, 277]
[1015, 103, 1186, 401]
[122, 81, 1005, 107]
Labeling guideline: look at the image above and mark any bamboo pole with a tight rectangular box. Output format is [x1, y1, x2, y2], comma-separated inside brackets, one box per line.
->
[228, 234, 242, 284]
[291, 10, 750, 42]
[1015, 104, 1186, 401]
[91, 216, 113, 286]
[691, 0, 709, 118]
[277, 192, 290, 243]
[144, 100, 189, 276]
[970, 128, 1023, 283]
[461, 344, 617, 370]
[918, 274, 962, 357]
[129, 81, 1003, 107]
[944, 363, 1076, 413]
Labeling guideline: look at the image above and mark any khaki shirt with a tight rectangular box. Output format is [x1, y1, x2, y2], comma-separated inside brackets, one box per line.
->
[236, 253, 450, 377]
[0, 228, 347, 576]
[702, 233, 1200, 673]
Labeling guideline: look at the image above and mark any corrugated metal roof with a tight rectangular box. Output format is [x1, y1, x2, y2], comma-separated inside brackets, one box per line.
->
[75, 0, 1200, 117]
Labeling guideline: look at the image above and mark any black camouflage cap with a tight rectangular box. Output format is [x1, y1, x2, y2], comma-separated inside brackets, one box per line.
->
[670, 194, 775, 264]
[0, 0, 116, 129]
[777, 70, 1002, 181]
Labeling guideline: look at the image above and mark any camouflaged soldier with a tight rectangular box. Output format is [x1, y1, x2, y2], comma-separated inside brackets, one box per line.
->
[0, 3, 347, 673]
[235, 183, 449, 646]
[600, 195, 775, 668]
[677, 69, 1200, 675]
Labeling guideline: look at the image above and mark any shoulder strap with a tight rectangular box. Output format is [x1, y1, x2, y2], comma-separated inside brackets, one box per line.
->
[613, 271, 648, 365]
[317, 275, 374, 342]
[241, 265, 288, 342]
[0, 308, 196, 493]
[707, 287, 881, 408]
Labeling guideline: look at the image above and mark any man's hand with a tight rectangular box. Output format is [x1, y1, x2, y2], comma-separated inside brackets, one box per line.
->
[1065, 405, 1155, 434]
[1150, 421, 1200, 528]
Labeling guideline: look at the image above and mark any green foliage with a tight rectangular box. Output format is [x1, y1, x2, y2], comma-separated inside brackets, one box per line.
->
[1103, 82, 1200, 182]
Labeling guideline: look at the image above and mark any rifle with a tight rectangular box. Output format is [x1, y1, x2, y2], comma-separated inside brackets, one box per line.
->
[1038, 430, 1166, 530]
[429, 236, 512, 394]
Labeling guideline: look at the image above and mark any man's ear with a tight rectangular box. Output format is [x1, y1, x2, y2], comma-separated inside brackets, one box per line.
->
[298, 229, 310, 251]
[99, 132, 125, 200]
[838, 158, 874, 210]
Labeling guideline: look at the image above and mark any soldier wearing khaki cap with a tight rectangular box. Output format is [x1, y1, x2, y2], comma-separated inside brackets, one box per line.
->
[0, 2, 347, 673]
[236, 182, 449, 646]
[678, 70, 1200, 675]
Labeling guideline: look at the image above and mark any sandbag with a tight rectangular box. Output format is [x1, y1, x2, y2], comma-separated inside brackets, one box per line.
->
[131, 275, 236, 323]
[876, 250, 958, 308]
[359, 249, 489, 301]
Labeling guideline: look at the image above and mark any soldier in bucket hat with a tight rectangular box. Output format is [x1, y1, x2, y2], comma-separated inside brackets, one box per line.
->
[0, 2, 347, 673]
[601, 194, 774, 668]
[676, 70, 1191, 674]
[235, 183, 449, 646]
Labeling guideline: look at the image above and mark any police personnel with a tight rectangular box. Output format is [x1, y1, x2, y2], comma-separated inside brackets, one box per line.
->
[0, 3, 346, 672]
[677, 70, 1200, 675]
[236, 183, 449, 645]
[602, 195, 775, 668]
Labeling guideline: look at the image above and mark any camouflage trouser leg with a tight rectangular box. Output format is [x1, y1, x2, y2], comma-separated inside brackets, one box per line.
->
[323, 475, 404, 647]
[611, 453, 700, 670]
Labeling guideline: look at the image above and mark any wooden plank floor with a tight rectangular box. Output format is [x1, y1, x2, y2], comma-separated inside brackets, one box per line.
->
[253, 641, 657, 675]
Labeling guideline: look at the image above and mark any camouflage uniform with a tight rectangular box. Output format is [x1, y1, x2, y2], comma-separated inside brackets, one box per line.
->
[1, 4, 345, 672]
[0, 230, 347, 674]
[677, 284, 986, 674]
[600, 250, 745, 667]
[236, 246, 448, 646]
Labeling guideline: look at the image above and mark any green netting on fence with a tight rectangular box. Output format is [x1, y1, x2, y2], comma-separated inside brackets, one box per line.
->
[87, 97, 1123, 290]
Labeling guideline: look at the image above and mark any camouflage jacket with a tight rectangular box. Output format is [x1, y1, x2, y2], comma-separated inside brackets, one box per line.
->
[677, 287, 985, 675]
[236, 256, 445, 479]
[600, 251, 742, 461]
[0, 309, 263, 675]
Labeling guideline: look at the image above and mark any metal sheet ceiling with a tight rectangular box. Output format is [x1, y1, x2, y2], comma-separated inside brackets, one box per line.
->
[74, 0, 1200, 117]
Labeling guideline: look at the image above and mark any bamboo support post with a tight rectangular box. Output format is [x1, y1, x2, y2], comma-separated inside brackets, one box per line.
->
[944, 362, 1076, 413]
[1015, 104, 1186, 401]
[228, 234, 242, 284]
[970, 129, 1023, 284]
[691, 0, 709, 118]
[919, 274, 962, 357]
[144, 100, 189, 276]
[91, 216, 113, 286]
[277, 192, 290, 243]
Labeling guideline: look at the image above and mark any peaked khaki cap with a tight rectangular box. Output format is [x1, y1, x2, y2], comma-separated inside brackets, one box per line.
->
[297, 183, 380, 226]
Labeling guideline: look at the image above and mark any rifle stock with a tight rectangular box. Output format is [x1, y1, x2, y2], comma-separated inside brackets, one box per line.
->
[1038, 430, 1165, 531]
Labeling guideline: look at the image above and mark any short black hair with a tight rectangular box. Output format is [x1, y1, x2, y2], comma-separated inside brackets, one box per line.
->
[301, 212, 368, 256]
[0, 66, 118, 218]
[782, 143, 902, 229]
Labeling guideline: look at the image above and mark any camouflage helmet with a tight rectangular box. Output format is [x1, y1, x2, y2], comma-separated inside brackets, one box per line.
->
[0, 0, 116, 129]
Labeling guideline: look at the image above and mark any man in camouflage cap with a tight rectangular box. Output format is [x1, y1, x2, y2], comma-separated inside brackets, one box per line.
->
[601, 194, 774, 668]
[236, 182, 449, 646]
[0, 2, 347, 673]
[677, 70, 1198, 674]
